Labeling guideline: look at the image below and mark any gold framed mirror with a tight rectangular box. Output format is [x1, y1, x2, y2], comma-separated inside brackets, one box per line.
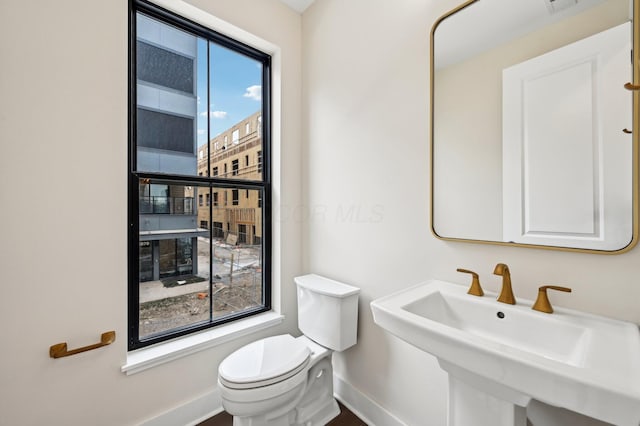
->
[430, 0, 639, 253]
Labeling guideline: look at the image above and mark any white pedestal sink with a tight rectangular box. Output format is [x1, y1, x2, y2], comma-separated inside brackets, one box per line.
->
[370, 280, 640, 426]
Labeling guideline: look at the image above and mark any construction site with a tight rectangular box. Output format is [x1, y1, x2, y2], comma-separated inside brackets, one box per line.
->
[138, 236, 263, 338]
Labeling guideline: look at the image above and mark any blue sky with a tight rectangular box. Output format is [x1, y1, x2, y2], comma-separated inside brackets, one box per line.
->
[196, 40, 262, 147]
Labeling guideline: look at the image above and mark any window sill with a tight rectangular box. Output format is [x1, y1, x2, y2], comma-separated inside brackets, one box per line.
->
[121, 312, 284, 375]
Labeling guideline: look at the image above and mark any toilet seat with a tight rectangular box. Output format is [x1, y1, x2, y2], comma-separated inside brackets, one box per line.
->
[219, 334, 311, 390]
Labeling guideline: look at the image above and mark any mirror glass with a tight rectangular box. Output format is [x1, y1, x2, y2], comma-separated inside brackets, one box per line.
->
[431, 0, 637, 252]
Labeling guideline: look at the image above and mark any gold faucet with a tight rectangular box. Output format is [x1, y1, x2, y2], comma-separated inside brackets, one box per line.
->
[457, 268, 484, 296]
[532, 285, 572, 313]
[493, 263, 516, 304]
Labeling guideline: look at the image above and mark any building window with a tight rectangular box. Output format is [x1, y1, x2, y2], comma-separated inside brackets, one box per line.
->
[137, 108, 194, 154]
[245, 155, 249, 167]
[245, 122, 250, 135]
[129, 1, 271, 350]
[137, 41, 194, 93]
[257, 150, 263, 174]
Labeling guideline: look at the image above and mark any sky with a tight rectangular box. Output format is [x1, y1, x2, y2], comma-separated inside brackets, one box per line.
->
[196, 40, 263, 148]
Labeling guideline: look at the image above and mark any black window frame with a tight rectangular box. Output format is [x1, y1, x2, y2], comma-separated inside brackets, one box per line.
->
[128, 0, 272, 350]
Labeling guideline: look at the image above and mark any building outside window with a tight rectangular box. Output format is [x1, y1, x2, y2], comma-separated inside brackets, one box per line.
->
[129, 0, 271, 350]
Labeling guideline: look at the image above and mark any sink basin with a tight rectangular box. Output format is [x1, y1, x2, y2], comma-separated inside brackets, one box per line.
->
[371, 280, 640, 426]
[403, 289, 589, 367]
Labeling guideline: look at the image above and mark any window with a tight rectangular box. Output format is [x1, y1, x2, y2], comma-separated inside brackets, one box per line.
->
[245, 122, 250, 135]
[129, 1, 271, 350]
[245, 155, 249, 167]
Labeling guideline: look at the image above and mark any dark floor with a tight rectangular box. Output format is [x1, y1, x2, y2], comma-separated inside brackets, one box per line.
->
[197, 401, 367, 426]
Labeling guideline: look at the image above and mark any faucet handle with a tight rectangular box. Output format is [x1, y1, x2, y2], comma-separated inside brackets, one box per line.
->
[457, 268, 484, 297]
[532, 285, 572, 314]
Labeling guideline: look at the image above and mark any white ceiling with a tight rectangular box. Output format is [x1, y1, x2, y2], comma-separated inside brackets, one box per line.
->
[434, 0, 610, 69]
[279, 0, 316, 13]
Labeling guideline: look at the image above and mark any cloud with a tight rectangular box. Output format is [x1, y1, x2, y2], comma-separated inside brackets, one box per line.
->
[243, 85, 262, 101]
[200, 110, 228, 119]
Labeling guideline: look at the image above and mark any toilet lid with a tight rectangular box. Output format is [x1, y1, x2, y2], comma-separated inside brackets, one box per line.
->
[219, 334, 311, 389]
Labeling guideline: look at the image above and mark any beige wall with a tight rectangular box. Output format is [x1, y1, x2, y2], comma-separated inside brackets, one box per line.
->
[302, 0, 640, 425]
[0, 0, 301, 424]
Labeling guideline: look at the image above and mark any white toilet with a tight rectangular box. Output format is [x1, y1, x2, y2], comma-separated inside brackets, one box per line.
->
[218, 274, 360, 426]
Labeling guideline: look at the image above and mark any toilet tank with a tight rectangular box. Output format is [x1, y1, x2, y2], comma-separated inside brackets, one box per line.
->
[295, 274, 360, 351]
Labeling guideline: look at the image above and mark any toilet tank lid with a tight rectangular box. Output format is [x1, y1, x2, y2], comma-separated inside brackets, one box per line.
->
[294, 274, 360, 298]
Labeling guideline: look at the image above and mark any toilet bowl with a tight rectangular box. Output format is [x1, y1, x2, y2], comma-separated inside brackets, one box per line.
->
[217, 274, 360, 426]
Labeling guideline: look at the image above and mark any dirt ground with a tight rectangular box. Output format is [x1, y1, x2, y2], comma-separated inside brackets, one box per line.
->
[139, 270, 263, 338]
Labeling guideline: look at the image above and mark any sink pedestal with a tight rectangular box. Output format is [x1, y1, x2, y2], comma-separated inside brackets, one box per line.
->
[442, 361, 529, 426]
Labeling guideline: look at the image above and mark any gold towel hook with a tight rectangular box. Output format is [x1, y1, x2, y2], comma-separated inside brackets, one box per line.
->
[49, 331, 116, 359]
[624, 82, 640, 91]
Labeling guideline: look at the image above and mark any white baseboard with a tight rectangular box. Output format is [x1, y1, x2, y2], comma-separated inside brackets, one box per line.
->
[333, 375, 406, 426]
[139, 375, 405, 426]
[139, 388, 223, 426]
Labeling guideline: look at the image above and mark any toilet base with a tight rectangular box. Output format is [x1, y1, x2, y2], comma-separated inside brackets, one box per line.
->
[294, 397, 339, 426]
[293, 357, 339, 425]
[226, 353, 340, 426]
